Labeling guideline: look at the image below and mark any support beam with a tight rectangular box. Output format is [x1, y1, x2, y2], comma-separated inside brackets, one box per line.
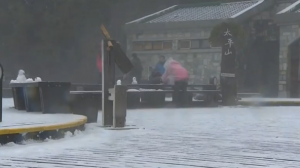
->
[113, 85, 127, 128]
[0, 64, 3, 122]
[101, 40, 114, 126]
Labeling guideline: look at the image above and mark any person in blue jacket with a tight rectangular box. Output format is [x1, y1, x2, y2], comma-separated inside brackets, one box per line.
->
[154, 55, 166, 75]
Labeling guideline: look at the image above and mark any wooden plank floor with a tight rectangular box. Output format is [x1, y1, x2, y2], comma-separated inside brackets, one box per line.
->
[0, 109, 85, 130]
[0, 99, 86, 133]
[1, 106, 300, 167]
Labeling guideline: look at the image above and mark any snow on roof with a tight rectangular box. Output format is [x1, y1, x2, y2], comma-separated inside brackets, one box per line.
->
[127, 0, 264, 24]
[277, 0, 300, 14]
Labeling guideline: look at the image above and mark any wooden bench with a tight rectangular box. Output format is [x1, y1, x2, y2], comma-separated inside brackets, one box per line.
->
[69, 91, 100, 123]
[69, 88, 220, 109]
[10, 82, 71, 113]
[71, 83, 101, 91]
[128, 84, 219, 107]
[71, 83, 102, 110]
[69, 83, 220, 108]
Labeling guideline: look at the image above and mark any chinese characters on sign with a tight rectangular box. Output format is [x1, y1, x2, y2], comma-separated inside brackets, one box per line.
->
[224, 29, 234, 55]
[221, 27, 236, 78]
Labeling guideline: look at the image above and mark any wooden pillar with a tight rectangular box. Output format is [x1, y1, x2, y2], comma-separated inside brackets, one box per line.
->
[102, 40, 114, 126]
[99, 24, 133, 126]
[0, 64, 3, 122]
[113, 85, 127, 128]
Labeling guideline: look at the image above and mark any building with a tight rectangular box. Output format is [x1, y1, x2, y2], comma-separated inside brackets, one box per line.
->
[124, 0, 298, 97]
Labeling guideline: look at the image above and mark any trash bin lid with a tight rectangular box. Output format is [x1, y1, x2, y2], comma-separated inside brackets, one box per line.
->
[0, 64, 3, 79]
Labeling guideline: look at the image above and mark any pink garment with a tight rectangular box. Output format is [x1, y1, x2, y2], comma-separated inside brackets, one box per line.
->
[97, 54, 102, 73]
[161, 60, 189, 84]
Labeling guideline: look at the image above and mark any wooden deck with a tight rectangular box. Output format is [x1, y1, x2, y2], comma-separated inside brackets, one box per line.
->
[0, 99, 86, 135]
[1, 106, 300, 167]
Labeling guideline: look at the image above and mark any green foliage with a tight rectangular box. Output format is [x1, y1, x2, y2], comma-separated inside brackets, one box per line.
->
[209, 22, 246, 47]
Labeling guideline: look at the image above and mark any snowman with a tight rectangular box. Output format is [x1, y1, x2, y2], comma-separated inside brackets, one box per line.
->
[116, 80, 121, 85]
[132, 77, 138, 85]
[16, 69, 27, 83]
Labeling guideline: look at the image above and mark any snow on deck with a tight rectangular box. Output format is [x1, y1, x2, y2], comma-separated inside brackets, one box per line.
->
[0, 99, 85, 130]
[241, 97, 300, 102]
[1, 104, 300, 167]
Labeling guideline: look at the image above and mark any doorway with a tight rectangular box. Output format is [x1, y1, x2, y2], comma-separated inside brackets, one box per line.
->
[243, 20, 279, 97]
[287, 38, 300, 98]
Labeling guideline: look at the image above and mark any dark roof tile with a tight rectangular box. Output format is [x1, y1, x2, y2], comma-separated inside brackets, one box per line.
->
[277, 0, 300, 14]
[146, 0, 262, 23]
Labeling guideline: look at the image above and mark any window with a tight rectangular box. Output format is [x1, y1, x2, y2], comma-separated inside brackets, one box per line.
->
[163, 41, 172, 50]
[179, 40, 191, 49]
[153, 41, 163, 50]
[191, 40, 200, 49]
[200, 39, 211, 49]
[132, 41, 173, 51]
[133, 42, 143, 51]
[144, 42, 152, 50]
[178, 39, 211, 49]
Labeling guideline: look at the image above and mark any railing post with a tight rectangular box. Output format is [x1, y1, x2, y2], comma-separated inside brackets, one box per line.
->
[0, 63, 3, 122]
[99, 25, 133, 127]
[113, 85, 127, 128]
[102, 40, 114, 126]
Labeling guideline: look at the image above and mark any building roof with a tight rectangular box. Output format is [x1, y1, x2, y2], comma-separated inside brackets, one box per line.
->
[148, 1, 263, 23]
[277, 0, 300, 14]
[127, 0, 264, 24]
[124, 0, 273, 33]
[275, 0, 300, 25]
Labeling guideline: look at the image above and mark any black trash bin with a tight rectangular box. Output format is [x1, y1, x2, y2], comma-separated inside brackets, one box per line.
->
[11, 86, 26, 110]
[38, 82, 71, 114]
[23, 85, 42, 112]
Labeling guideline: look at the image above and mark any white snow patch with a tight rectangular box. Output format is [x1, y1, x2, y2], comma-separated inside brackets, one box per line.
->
[34, 77, 42, 82]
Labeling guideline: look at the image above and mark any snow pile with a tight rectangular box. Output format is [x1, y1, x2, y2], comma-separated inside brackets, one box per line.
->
[139, 88, 163, 91]
[35, 77, 42, 82]
[26, 78, 34, 83]
[132, 77, 138, 84]
[127, 89, 140, 92]
[10, 69, 42, 83]
[10, 69, 27, 83]
[116, 80, 121, 85]
[10, 80, 16, 83]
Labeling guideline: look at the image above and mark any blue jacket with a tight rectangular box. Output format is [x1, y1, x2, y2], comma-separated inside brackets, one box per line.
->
[155, 62, 165, 75]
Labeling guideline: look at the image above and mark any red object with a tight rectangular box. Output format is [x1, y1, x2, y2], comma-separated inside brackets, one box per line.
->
[161, 60, 189, 83]
[97, 54, 102, 73]
[97, 42, 103, 73]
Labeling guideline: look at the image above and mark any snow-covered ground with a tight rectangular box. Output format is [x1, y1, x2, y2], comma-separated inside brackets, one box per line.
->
[1, 99, 300, 167]
[0, 99, 85, 130]
[241, 97, 300, 102]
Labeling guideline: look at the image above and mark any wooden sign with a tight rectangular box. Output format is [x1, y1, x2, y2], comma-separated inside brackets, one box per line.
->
[100, 25, 133, 74]
[220, 26, 237, 106]
[221, 28, 236, 78]
[110, 40, 133, 74]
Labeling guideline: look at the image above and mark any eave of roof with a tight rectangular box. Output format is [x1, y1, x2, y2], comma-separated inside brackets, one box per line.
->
[124, 0, 273, 33]
[125, 5, 178, 25]
[275, 0, 300, 25]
